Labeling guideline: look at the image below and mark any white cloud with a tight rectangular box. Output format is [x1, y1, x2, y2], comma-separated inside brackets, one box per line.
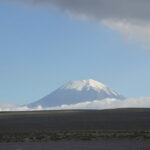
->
[1, 97, 150, 111]
[48, 97, 150, 110]
[102, 19, 150, 48]
[0, 104, 42, 111]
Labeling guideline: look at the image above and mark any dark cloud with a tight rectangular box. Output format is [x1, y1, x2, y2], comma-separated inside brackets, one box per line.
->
[4, 0, 150, 22]
[3, 0, 150, 46]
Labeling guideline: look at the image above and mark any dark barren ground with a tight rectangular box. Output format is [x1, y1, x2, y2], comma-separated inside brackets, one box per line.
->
[0, 140, 150, 150]
[0, 108, 150, 149]
[0, 108, 150, 131]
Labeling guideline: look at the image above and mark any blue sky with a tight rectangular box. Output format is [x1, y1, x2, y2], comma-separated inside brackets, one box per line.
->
[1, 1, 150, 105]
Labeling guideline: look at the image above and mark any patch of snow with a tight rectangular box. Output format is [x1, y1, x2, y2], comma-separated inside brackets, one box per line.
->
[61, 79, 107, 91]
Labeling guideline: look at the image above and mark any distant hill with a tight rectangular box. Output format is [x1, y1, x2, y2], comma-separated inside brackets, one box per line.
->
[28, 79, 124, 108]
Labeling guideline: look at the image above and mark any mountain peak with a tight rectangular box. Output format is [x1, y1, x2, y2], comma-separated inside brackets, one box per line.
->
[28, 79, 124, 108]
[61, 79, 106, 91]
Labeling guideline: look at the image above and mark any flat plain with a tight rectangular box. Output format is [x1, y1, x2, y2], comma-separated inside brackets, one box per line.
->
[0, 108, 150, 149]
[0, 140, 150, 150]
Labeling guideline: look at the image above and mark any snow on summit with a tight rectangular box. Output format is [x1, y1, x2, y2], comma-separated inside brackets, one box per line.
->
[61, 79, 119, 96]
[61, 79, 106, 91]
[28, 79, 124, 108]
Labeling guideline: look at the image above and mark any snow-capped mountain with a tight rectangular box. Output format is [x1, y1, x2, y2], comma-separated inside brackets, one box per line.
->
[28, 79, 124, 108]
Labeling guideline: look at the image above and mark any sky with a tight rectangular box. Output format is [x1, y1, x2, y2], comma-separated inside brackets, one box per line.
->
[1, 0, 150, 105]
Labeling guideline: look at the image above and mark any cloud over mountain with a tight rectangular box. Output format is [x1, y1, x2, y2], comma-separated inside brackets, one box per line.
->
[5, 0, 150, 47]
[1, 97, 150, 111]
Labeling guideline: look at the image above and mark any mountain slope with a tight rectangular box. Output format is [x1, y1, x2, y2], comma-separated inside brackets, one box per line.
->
[28, 79, 124, 108]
